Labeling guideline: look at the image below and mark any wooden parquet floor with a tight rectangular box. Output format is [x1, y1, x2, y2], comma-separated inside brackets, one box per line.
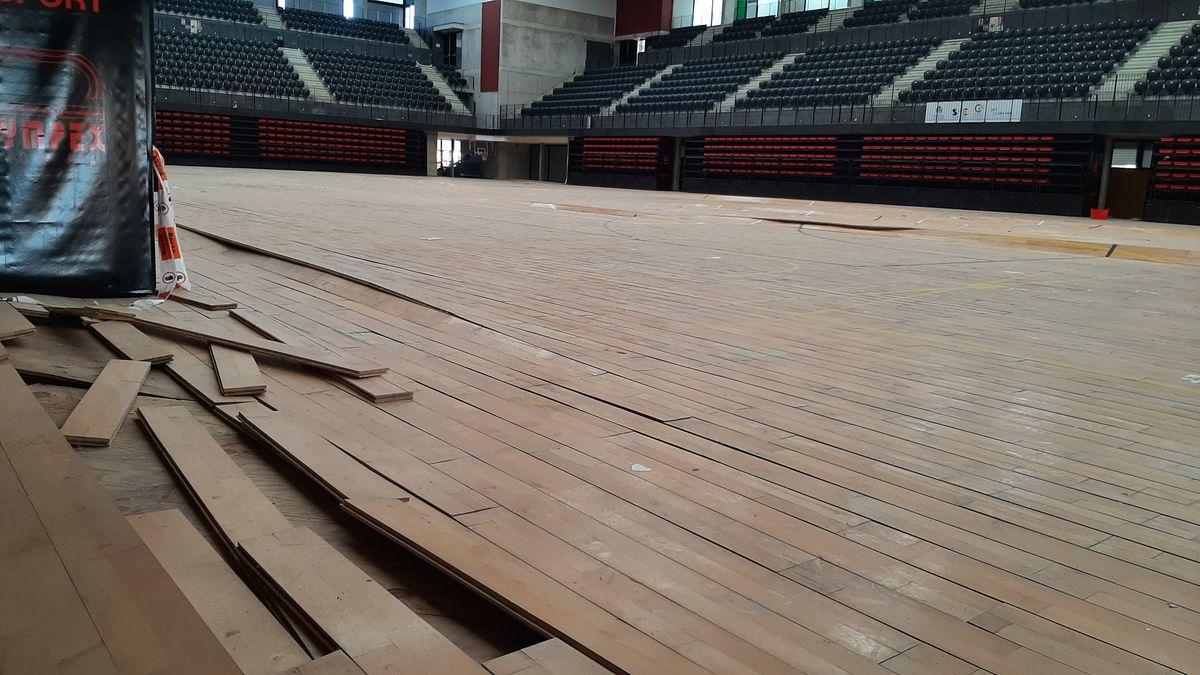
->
[162, 167, 1200, 674]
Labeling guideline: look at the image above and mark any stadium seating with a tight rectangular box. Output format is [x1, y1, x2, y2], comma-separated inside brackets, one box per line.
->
[436, 64, 469, 89]
[712, 16, 777, 43]
[154, 0, 261, 23]
[760, 9, 828, 38]
[279, 7, 410, 44]
[647, 25, 708, 50]
[305, 49, 450, 110]
[524, 64, 660, 116]
[617, 53, 783, 113]
[154, 31, 309, 98]
[1134, 24, 1200, 96]
[904, 20, 1155, 102]
[843, 0, 910, 28]
[906, 0, 977, 22]
[739, 38, 938, 107]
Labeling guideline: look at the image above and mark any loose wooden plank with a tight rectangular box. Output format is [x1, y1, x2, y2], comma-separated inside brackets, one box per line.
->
[239, 526, 486, 675]
[0, 342, 7, 363]
[60, 359, 152, 446]
[209, 344, 267, 395]
[136, 405, 292, 547]
[484, 639, 608, 675]
[113, 312, 386, 378]
[348, 498, 707, 675]
[232, 308, 412, 402]
[7, 300, 52, 318]
[170, 288, 238, 311]
[0, 363, 240, 674]
[90, 320, 174, 364]
[128, 509, 310, 675]
[0, 301, 36, 340]
[281, 651, 366, 675]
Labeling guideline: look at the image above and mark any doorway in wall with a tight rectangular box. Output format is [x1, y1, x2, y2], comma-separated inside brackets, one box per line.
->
[437, 29, 463, 68]
[1106, 139, 1153, 220]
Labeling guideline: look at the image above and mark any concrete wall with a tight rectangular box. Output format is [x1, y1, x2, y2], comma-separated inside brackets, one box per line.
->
[497, 0, 615, 111]
[427, 1, 485, 112]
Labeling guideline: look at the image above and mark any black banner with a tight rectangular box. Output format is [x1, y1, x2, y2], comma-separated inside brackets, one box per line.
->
[1, 0, 155, 296]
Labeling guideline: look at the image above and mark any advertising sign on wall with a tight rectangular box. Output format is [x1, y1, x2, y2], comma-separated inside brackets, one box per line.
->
[924, 99, 1024, 124]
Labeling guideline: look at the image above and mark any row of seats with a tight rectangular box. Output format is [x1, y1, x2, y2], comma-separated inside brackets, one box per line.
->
[1018, 0, 1098, 7]
[902, 20, 1153, 101]
[154, 0, 260, 24]
[712, 16, 776, 44]
[524, 64, 660, 116]
[1135, 24, 1200, 97]
[154, 31, 308, 98]
[843, 0, 910, 28]
[906, 0, 977, 22]
[305, 48, 450, 110]
[711, 9, 830, 43]
[617, 53, 782, 113]
[739, 38, 938, 108]
[278, 7, 409, 44]
[436, 64, 469, 89]
[646, 25, 707, 50]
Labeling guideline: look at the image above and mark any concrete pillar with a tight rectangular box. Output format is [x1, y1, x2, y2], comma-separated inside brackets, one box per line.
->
[538, 145, 549, 181]
[1097, 136, 1114, 210]
[426, 132, 439, 176]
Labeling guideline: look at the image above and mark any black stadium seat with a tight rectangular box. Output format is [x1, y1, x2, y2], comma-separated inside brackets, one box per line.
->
[739, 38, 938, 108]
[306, 49, 451, 110]
[1134, 23, 1200, 96]
[617, 52, 783, 114]
[154, 30, 308, 98]
[524, 64, 660, 116]
[906, 0, 977, 22]
[902, 19, 1155, 102]
[712, 16, 777, 43]
[843, 0, 910, 29]
[279, 7, 410, 45]
[760, 9, 828, 38]
[153, 0, 261, 24]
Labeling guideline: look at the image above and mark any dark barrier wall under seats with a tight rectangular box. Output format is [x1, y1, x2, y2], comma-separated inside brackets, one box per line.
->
[155, 111, 428, 174]
[1, 1, 155, 296]
[568, 136, 673, 190]
[680, 134, 1102, 217]
[1145, 136, 1200, 224]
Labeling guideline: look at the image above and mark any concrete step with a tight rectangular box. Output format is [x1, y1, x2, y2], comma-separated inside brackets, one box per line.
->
[805, 7, 857, 35]
[873, 37, 967, 105]
[281, 47, 334, 103]
[1099, 20, 1195, 98]
[689, 25, 723, 47]
[604, 63, 680, 114]
[419, 63, 472, 115]
[712, 52, 801, 112]
[257, 5, 284, 30]
[403, 27, 430, 50]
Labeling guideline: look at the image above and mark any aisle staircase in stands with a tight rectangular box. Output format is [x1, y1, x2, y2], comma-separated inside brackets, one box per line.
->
[601, 63, 681, 114]
[282, 48, 335, 103]
[714, 52, 801, 111]
[873, 37, 968, 105]
[257, 5, 284, 29]
[689, 25, 724, 47]
[419, 64, 473, 115]
[1098, 20, 1194, 99]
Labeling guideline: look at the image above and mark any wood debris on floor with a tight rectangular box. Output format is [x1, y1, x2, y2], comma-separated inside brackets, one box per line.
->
[1, 170, 1197, 674]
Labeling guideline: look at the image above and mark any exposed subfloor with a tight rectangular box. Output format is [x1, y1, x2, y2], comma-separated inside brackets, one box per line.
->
[22, 167, 1200, 673]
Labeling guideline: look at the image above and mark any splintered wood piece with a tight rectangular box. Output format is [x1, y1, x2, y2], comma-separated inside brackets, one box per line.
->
[137, 405, 292, 547]
[0, 364, 240, 674]
[209, 344, 266, 395]
[90, 321, 174, 364]
[484, 639, 608, 675]
[239, 527, 486, 675]
[60, 359, 152, 447]
[128, 510, 310, 675]
[0, 301, 36, 341]
[231, 308, 411, 403]
[170, 288, 238, 311]
[280, 651, 366, 675]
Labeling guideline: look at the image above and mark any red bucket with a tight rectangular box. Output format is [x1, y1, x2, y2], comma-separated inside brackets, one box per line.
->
[1090, 208, 1110, 220]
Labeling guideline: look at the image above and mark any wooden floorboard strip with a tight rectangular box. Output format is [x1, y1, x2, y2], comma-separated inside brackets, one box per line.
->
[483, 638, 609, 675]
[170, 288, 238, 311]
[210, 344, 267, 395]
[128, 509, 310, 675]
[0, 301, 36, 341]
[280, 651, 366, 675]
[239, 526, 487, 675]
[0, 363, 240, 674]
[59, 359, 152, 447]
[90, 321, 174, 364]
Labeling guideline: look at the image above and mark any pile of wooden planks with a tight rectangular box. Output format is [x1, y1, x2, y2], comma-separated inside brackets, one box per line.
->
[1, 296, 601, 673]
